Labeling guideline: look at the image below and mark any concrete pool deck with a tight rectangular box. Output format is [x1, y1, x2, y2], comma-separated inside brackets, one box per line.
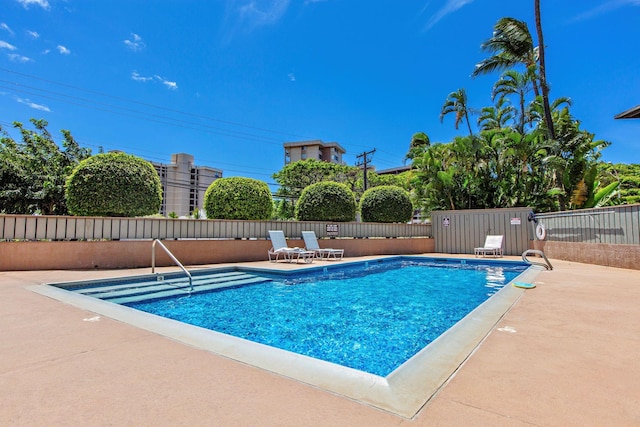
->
[2, 255, 639, 426]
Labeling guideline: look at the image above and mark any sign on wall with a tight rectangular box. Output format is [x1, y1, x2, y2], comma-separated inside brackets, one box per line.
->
[326, 224, 339, 236]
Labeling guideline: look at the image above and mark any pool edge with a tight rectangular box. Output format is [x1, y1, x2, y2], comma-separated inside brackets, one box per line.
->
[28, 259, 541, 418]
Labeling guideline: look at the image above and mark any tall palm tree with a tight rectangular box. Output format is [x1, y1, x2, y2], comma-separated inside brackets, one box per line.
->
[440, 88, 474, 136]
[472, 17, 540, 97]
[534, 0, 556, 140]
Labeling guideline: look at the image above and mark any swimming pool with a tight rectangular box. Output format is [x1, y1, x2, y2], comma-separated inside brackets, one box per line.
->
[123, 258, 524, 376]
[34, 256, 539, 418]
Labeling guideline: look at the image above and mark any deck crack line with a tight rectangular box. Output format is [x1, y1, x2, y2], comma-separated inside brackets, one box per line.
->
[448, 399, 542, 426]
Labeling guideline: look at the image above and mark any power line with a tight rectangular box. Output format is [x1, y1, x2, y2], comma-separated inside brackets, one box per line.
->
[0, 68, 409, 168]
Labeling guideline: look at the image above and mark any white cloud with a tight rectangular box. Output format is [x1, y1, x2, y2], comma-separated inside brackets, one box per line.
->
[131, 71, 153, 82]
[155, 75, 178, 90]
[8, 53, 32, 62]
[56, 45, 70, 55]
[0, 40, 18, 50]
[237, 0, 291, 28]
[124, 33, 145, 52]
[16, 97, 51, 112]
[423, 0, 475, 31]
[1, 23, 15, 35]
[17, 0, 50, 10]
[570, 0, 640, 22]
[131, 71, 178, 90]
[288, 72, 296, 82]
[27, 30, 40, 39]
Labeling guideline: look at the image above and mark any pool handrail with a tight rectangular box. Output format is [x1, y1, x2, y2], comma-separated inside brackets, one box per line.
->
[521, 249, 553, 270]
[152, 239, 193, 293]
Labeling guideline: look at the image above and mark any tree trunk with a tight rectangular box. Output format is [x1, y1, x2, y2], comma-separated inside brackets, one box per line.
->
[535, 0, 556, 140]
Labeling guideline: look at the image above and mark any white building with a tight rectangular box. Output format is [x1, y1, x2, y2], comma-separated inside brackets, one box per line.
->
[283, 140, 346, 165]
[152, 153, 222, 217]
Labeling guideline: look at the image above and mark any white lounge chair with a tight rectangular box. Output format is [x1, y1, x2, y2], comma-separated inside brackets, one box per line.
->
[474, 235, 504, 257]
[301, 231, 344, 260]
[267, 230, 314, 263]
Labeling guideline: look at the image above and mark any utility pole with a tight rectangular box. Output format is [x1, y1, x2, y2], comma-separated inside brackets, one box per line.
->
[355, 149, 376, 191]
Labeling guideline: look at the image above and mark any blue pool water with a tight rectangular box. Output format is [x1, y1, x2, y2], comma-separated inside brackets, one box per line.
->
[124, 258, 526, 376]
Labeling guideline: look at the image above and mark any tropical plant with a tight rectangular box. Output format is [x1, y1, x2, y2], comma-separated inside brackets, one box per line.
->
[440, 88, 474, 136]
[597, 163, 640, 205]
[359, 186, 413, 223]
[477, 98, 515, 131]
[472, 17, 540, 96]
[295, 181, 356, 222]
[534, 0, 556, 140]
[492, 69, 536, 134]
[204, 177, 273, 220]
[0, 119, 91, 214]
[65, 152, 162, 217]
[405, 132, 431, 162]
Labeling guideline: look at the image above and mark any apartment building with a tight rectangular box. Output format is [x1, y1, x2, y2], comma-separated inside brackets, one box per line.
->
[283, 140, 346, 165]
[152, 153, 222, 217]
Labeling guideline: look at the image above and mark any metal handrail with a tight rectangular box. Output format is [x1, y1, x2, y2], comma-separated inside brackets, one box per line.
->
[522, 249, 553, 270]
[152, 239, 193, 293]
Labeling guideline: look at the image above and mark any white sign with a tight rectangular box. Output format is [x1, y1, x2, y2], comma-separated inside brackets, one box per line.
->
[443, 217, 450, 227]
[510, 217, 521, 225]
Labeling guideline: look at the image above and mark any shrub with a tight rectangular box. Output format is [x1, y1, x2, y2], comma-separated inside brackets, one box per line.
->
[359, 185, 413, 223]
[204, 177, 272, 220]
[295, 181, 356, 222]
[65, 152, 162, 217]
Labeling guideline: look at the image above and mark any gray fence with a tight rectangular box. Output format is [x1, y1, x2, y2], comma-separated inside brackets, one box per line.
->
[0, 215, 432, 241]
[534, 204, 640, 245]
[431, 208, 535, 256]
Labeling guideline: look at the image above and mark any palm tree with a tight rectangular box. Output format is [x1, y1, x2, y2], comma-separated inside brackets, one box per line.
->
[472, 17, 540, 97]
[478, 98, 515, 131]
[492, 69, 536, 134]
[440, 88, 474, 136]
[405, 132, 431, 163]
[534, 0, 556, 140]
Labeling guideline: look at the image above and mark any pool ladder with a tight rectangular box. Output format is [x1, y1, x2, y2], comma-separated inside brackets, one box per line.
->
[152, 239, 193, 293]
[521, 249, 553, 270]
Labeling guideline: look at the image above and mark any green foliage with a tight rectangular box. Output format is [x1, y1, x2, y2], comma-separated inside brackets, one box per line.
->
[65, 152, 162, 217]
[597, 163, 640, 205]
[272, 198, 295, 220]
[204, 177, 272, 220]
[295, 181, 356, 222]
[359, 186, 413, 223]
[0, 119, 91, 214]
[272, 159, 359, 201]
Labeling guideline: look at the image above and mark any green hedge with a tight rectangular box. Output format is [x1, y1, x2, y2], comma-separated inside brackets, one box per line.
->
[359, 185, 413, 223]
[204, 177, 273, 220]
[295, 181, 356, 221]
[65, 152, 162, 217]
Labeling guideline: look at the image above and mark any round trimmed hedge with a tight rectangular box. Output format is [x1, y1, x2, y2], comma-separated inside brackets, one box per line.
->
[204, 177, 272, 220]
[295, 181, 356, 222]
[359, 185, 413, 223]
[65, 152, 162, 217]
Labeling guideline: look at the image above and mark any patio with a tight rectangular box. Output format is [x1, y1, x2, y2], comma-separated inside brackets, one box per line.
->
[1, 256, 639, 426]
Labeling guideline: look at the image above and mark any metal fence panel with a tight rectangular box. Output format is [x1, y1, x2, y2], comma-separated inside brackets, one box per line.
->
[534, 204, 640, 244]
[432, 208, 534, 256]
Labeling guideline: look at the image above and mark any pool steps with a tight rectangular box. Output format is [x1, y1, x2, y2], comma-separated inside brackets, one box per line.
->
[75, 271, 271, 304]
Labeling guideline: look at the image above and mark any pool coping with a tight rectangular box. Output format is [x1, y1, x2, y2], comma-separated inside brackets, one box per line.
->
[30, 257, 542, 418]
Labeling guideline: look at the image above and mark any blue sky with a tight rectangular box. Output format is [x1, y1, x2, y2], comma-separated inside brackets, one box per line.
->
[1, 0, 639, 187]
